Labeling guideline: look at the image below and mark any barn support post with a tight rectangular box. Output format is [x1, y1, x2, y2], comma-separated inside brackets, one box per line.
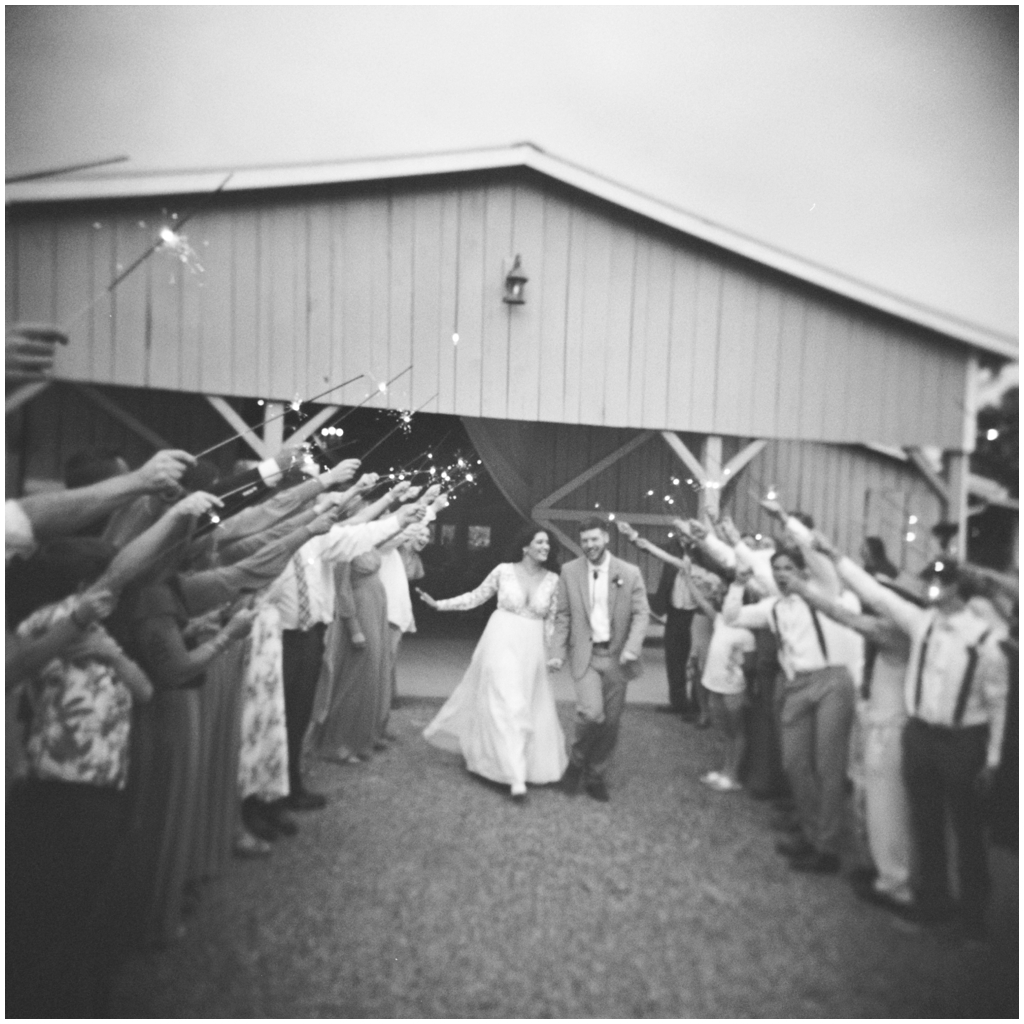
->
[5, 381, 52, 417]
[205, 396, 269, 459]
[660, 433, 767, 520]
[73, 384, 172, 450]
[263, 402, 285, 452]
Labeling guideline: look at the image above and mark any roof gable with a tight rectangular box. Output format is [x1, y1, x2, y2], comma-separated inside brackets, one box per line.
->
[6, 142, 1016, 360]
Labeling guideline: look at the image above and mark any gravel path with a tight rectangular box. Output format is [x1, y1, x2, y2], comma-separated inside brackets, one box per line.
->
[109, 674, 1017, 1018]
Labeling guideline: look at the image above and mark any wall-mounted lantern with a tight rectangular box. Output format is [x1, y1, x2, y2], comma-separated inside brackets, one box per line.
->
[502, 255, 528, 305]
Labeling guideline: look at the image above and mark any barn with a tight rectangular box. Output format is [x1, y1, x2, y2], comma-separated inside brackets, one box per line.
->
[6, 143, 1017, 580]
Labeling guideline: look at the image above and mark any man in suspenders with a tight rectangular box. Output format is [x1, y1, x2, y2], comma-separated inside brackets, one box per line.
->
[723, 547, 859, 873]
[816, 552, 1009, 939]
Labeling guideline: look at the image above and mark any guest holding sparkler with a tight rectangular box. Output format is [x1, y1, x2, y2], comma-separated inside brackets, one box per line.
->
[307, 480, 424, 765]
[267, 479, 426, 803]
[616, 519, 723, 720]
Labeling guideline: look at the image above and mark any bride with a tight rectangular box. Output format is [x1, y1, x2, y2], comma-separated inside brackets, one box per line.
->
[417, 525, 568, 803]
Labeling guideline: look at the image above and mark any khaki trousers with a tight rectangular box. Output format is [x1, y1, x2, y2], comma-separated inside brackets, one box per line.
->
[779, 666, 855, 856]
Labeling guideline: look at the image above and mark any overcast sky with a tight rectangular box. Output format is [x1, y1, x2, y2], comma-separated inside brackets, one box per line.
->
[5, 5, 1018, 343]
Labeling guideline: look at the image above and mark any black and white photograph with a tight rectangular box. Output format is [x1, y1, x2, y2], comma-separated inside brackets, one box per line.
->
[5, 6, 1018, 1018]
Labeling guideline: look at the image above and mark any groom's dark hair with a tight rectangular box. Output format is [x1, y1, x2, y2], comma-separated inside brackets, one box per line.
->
[579, 517, 609, 535]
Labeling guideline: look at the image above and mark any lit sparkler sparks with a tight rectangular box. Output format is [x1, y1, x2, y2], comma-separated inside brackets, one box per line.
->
[158, 226, 204, 274]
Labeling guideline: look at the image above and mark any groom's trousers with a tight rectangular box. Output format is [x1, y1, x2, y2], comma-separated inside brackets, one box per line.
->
[570, 647, 629, 783]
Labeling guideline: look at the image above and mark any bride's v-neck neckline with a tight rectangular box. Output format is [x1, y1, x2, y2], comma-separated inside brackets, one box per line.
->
[511, 562, 547, 607]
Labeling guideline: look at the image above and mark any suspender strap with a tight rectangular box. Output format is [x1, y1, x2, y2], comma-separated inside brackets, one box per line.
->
[806, 604, 829, 662]
[862, 643, 878, 701]
[771, 597, 829, 663]
[953, 629, 991, 727]
[913, 618, 937, 713]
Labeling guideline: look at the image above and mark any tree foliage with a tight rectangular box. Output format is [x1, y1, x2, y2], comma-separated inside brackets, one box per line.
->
[972, 386, 1018, 498]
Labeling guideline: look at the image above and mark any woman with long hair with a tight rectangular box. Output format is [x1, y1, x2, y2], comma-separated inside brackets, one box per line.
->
[419, 524, 568, 802]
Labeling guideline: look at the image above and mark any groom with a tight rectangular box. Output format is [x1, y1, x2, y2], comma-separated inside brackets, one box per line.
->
[548, 517, 650, 802]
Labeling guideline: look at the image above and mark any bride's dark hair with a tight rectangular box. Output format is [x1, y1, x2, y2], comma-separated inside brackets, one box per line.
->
[509, 522, 559, 571]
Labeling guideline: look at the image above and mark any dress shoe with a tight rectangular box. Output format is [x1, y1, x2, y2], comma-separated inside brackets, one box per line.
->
[584, 777, 610, 802]
[266, 806, 299, 837]
[233, 830, 272, 859]
[283, 789, 328, 812]
[851, 880, 918, 922]
[241, 799, 280, 842]
[775, 835, 815, 859]
[559, 762, 583, 796]
[788, 851, 841, 874]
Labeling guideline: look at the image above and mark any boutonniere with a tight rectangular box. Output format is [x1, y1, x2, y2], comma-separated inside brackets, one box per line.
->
[613, 575, 624, 588]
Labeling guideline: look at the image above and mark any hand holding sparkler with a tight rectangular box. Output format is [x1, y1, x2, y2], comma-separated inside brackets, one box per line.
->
[688, 519, 709, 540]
[320, 458, 362, 490]
[172, 490, 224, 521]
[672, 518, 694, 540]
[733, 565, 755, 588]
[136, 449, 197, 496]
[396, 502, 428, 528]
[414, 588, 439, 610]
[759, 497, 787, 522]
[717, 516, 742, 547]
[615, 519, 640, 544]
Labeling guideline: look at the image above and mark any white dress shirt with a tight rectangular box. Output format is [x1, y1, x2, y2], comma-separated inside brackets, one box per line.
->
[670, 558, 698, 611]
[266, 516, 400, 629]
[723, 585, 859, 682]
[588, 555, 612, 643]
[836, 556, 1009, 769]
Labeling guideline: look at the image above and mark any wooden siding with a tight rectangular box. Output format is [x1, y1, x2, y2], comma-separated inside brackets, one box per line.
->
[7, 170, 968, 448]
[465, 417, 944, 583]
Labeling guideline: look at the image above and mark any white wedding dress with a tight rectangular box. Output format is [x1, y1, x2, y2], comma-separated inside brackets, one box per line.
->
[423, 563, 569, 792]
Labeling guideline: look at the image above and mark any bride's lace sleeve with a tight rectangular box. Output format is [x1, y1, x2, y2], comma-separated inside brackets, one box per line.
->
[434, 564, 504, 612]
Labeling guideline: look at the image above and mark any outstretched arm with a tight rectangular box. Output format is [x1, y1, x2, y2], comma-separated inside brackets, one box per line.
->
[15, 449, 195, 546]
[416, 565, 502, 612]
[787, 575, 898, 648]
[97, 491, 223, 594]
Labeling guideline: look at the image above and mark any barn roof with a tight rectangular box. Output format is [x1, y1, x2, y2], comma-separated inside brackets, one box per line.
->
[6, 142, 1017, 362]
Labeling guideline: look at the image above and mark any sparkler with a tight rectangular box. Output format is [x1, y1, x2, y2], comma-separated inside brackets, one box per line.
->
[194, 373, 365, 459]
[104, 173, 233, 296]
[358, 393, 439, 462]
[6, 154, 129, 184]
[316, 365, 414, 435]
[64, 172, 234, 332]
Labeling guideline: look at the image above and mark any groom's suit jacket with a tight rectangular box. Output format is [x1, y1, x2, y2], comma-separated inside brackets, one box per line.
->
[551, 555, 650, 682]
